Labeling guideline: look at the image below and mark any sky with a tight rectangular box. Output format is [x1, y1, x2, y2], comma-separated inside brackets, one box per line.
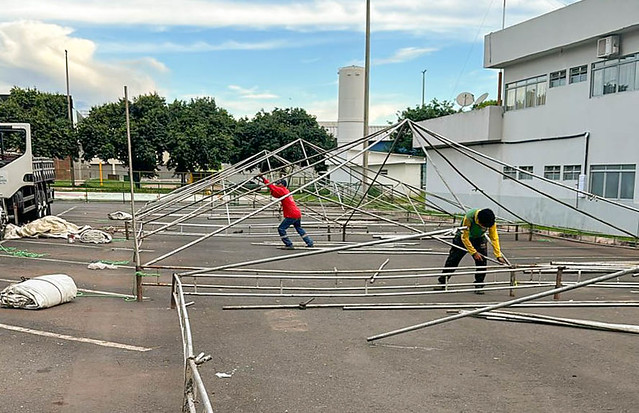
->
[0, 0, 579, 125]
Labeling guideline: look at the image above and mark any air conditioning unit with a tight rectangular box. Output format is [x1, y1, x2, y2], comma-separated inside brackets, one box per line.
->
[597, 35, 620, 58]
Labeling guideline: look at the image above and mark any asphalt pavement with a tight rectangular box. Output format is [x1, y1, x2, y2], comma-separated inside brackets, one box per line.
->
[1, 200, 639, 412]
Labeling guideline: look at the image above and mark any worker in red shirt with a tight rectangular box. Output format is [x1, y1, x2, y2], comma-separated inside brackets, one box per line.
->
[258, 176, 314, 249]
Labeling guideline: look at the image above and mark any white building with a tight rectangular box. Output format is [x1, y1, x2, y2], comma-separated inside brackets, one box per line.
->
[324, 66, 426, 193]
[417, 0, 639, 236]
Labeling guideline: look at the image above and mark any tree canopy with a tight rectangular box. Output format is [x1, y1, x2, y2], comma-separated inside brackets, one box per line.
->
[472, 99, 498, 110]
[76, 93, 169, 175]
[166, 97, 236, 176]
[232, 107, 335, 170]
[0, 87, 78, 159]
[391, 98, 457, 154]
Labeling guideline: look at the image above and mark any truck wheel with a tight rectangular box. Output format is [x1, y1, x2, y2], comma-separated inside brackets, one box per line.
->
[36, 189, 47, 219]
[0, 207, 7, 240]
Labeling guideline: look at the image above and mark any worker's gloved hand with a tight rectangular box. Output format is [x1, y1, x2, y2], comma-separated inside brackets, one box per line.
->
[497, 256, 507, 264]
[472, 252, 483, 261]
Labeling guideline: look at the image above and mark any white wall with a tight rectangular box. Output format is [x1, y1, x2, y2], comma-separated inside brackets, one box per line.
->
[414, 106, 503, 146]
[423, 142, 639, 236]
[485, 0, 639, 68]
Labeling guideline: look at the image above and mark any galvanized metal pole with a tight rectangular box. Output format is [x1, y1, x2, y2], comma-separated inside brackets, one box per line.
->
[367, 265, 639, 342]
[124, 86, 142, 301]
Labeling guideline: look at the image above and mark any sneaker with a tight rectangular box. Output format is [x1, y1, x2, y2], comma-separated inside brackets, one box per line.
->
[283, 245, 295, 250]
[306, 244, 314, 248]
[474, 288, 485, 295]
[433, 284, 446, 291]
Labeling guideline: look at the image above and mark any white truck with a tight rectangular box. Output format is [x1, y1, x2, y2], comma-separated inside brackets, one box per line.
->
[0, 123, 55, 238]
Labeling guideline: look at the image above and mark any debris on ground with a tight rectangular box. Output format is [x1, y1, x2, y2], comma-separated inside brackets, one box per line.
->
[87, 262, 118, 270]
[108, 211, 132, 220]
[3, 216, 90, 240]
[0, 274, 77, 309]
[79, 229, 113, 244]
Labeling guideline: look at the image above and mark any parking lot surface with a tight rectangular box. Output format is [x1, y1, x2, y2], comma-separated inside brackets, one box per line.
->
[1, 200, 638, 412]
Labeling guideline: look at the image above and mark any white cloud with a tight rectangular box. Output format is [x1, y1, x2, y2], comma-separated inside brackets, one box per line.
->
[369, 102, 402, 125]
[99, 39, 291, 54]
[1, 1, 579, 39]
[375, 47, 437, 65]
[305, 99, 338, 122]
[228, 85, 279, 100]
[0, 20, 164, 109]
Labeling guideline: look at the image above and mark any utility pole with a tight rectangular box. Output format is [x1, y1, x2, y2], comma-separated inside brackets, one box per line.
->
[362, 0, 370, 194]
[65, 50, 76, 186]
[421, 69, 427, 106]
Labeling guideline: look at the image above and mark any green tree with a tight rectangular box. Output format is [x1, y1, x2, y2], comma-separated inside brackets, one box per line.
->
[166, 97, 236, 183]
[231, 107, 335, 171]
[76, 93, 169, 179]
[472, 99, 498, 110]
[392, 98, 456, 154]
[0, 87, 78, 159]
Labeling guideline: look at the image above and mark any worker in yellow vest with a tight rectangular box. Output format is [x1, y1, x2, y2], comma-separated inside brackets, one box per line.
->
[436, 208, 506, 294]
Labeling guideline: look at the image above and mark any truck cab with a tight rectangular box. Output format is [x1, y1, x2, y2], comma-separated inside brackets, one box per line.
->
[0, 123, 55, 236]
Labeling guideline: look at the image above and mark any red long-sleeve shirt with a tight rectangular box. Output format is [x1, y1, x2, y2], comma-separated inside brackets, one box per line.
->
[262, 178, 301, 219]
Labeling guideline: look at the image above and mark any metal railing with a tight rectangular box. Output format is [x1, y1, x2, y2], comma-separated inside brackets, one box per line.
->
[173, 275, 213, 413]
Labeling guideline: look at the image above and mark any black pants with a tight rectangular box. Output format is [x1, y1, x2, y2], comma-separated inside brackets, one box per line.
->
[438, 234, 487, 285]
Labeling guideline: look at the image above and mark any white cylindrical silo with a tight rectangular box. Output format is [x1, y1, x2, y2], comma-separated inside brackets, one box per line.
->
[337, 66, 364, 146]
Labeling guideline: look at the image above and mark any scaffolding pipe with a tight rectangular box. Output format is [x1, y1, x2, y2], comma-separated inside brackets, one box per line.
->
[367, 265, 639, 342]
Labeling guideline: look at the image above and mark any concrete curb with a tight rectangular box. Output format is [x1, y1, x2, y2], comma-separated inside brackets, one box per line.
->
[54, 191, 163, 202]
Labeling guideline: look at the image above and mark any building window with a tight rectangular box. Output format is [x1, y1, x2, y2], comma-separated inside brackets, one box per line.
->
[505, 75, 547, 111]
[379, 169, 388, 176]
[590, 164, 635, 199]
[569, 65, 587, 84]
[503, 166, 517, 180]
[420, 163, 427, 190]
[549, 70, 566, 88]
[592, 53, 639, 96]
[544, 165, 561, 180]
[518, 166, 534, 180]
[563, 165, 581, 180]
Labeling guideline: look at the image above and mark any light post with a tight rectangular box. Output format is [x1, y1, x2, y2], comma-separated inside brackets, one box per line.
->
[363, 0, 370, 193]
[421, 69, 427, 106]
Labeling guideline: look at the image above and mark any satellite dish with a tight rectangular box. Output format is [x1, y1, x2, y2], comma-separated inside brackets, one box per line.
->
[456, 92, 475, 108]
[474, 92, 489, 106]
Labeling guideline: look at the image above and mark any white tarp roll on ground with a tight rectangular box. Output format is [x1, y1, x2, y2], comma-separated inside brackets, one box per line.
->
[0, 274, 77, 309]
[3, 216, 90, 240]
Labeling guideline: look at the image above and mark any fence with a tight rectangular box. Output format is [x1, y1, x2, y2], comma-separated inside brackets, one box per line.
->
[54, 169, 206, 194]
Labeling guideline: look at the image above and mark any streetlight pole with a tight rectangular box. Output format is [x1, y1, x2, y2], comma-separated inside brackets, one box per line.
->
[421, 69, 427, 106]
[362, 0, 370, 194]
[65, 50, 76, 186]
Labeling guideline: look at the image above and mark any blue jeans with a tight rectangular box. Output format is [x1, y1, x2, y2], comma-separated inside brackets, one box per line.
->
[278, 218, 313, 247]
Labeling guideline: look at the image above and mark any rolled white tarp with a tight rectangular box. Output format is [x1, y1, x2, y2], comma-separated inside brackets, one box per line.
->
[3, 216, 91, 240]
[0, 274, 77, 309]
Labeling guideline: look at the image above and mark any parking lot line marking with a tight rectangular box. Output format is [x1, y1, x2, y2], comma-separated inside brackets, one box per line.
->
[56, 206, 77, 216]
[0, 253, 136, 269]
[0, 322, 153, 352]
